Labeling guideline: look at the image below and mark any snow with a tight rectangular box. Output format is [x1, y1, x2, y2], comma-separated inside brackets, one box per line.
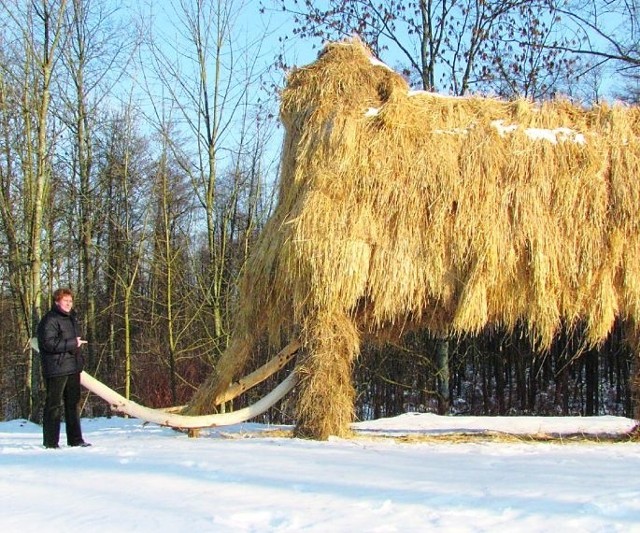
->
[491, 119, 587, 144]
[362, 107, 587, 145]
[1, 414, 639, 532]
[360, 44, 588, 145]
[368, 54, 394, 71]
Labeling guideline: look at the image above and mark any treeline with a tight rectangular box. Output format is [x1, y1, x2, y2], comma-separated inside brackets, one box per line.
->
[1, 0, 639, 424]
[0, 0, 280, 421]
[354, 323, 635, 422]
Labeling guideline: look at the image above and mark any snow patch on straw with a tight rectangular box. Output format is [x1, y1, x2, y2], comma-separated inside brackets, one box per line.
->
[492, 120, 587, 144]
[408, 90, 465, 99]
[369, 55, 394, 71]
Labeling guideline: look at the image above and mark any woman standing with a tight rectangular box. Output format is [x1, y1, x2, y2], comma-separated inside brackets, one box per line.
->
[37, 288, 90, 449]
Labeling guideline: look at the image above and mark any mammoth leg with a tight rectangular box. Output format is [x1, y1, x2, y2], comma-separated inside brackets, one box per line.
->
[294, 312, 361, 440]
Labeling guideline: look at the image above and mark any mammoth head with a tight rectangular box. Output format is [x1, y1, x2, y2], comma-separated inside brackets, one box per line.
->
[279, 37, 408, 133]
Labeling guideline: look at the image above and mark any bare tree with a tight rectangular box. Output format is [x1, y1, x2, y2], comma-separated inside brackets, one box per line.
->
[55, 0, 138, 370]
[142, 0, 276, 358]
[0, 46, 28, 417]
[98, 104, 152, 400]
[146, 116, 202, 404]
[572, 0, 640, 101]
[0, 0, 70, 419]
[267, 0, 573, 95]
[555, 1, 640, 68]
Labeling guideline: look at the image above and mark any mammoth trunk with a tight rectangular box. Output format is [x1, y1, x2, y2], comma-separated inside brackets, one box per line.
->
[186, 337, 254, 415]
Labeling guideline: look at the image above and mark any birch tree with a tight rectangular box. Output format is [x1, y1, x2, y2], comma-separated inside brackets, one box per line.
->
[57, 0, 137, 370]
[0, 0, 69, 419]
[143, 0, 275, 360]
[147, 118, 200, 404]
[99, 105, 151, 400]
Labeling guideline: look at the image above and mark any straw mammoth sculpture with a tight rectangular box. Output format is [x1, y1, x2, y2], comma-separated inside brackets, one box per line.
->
[186, 38, 640, 440]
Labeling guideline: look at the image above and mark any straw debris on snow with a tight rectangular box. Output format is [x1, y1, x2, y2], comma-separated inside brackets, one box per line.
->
[189, 38, 640, 439]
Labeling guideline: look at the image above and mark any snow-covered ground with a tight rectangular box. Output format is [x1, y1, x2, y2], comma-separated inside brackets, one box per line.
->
[1, 413, 639, 532]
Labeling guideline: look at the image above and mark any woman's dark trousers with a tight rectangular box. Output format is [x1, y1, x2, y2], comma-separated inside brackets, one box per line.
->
[43, 373, 84, 448]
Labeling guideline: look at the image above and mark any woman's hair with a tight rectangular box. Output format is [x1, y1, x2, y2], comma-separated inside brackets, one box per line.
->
[53, 287, 74, 302]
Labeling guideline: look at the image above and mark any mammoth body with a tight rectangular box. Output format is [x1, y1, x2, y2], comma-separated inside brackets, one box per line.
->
[194, 39, 640, 439]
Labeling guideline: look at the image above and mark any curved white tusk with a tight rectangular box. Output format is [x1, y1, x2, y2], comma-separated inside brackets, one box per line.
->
[215, 339, 301, 404]
[80, 370, 297, 429]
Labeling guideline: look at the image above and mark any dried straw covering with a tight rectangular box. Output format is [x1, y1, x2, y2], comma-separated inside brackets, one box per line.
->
[189, 38, 640, 439]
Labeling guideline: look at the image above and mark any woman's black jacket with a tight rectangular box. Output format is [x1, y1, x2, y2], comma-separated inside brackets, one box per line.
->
[37, 305, 84, 378]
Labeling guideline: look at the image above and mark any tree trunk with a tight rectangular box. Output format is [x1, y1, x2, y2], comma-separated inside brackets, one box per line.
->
[585, 348, 599, 416]
[435, 339, 450, 415]
[495, 348, 505, 415]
